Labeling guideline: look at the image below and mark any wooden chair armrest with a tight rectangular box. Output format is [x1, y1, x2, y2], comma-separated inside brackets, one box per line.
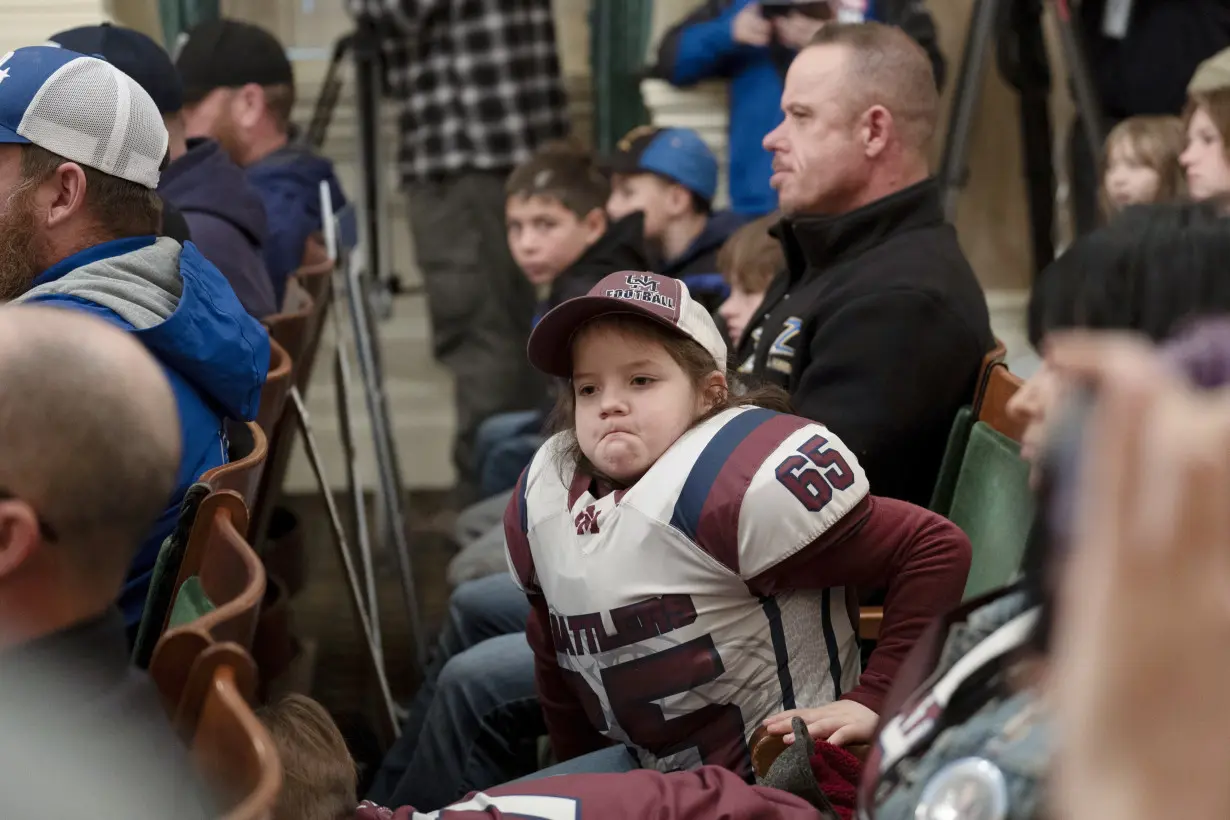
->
[859, 607, 883, 641]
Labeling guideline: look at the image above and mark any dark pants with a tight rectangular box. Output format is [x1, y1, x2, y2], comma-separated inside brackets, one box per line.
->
[407, 172, 543, 489]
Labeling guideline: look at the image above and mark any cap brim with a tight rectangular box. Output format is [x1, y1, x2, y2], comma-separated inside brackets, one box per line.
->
[0, 123, 31, 145]
[602, 152, 643, 178]
[527, 294, 691, 378]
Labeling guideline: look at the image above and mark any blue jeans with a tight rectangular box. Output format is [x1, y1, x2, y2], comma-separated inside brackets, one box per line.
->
[514, 745, 639, 782]
[474, 411, 541, 492]
[366, 573, 539, 810]
[481, 433, 544, 497]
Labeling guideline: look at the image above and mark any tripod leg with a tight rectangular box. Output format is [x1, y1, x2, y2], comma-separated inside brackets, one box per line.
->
[1050, 1, 1105, 169]
[290, 386, 400, 740]
[346, 254, 429, 673]
[938, 0, 1005, 221]
[333, 289, 384, 663]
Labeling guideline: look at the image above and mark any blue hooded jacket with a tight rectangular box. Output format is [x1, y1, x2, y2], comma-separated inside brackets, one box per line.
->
[13, 237, 270, 631]
[246, 143, 347, 304]
[159, 138, 278, 318]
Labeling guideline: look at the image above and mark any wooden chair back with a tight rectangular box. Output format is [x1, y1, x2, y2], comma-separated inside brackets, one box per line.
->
[291, 262, 333, 396]
[188, 648, 281, 820]
[294, 255, 333, 305]
[200, 422, 268, 510]
[971, 338, 1009, 409]
[975, 364, 1027, 442]
[149, 635, 281, 819]
[257, 339, 293, 437]
[263, 281, 314, 370]
[164, 490, 266, 649]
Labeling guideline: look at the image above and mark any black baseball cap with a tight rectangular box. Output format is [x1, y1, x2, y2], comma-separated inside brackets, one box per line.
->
[175, 19, 293, 104]
[48, 23, 183, 114]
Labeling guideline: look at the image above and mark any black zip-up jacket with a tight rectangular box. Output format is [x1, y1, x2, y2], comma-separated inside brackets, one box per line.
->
[735, 179, 994, 506]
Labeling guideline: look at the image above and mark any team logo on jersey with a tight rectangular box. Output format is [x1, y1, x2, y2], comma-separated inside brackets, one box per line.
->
[574, 504, 600, 535]
[767, 317, 802, 376]
[604, 274, 675, 310]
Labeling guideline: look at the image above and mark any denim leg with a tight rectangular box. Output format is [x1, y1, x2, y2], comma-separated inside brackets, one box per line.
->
[473, 411, 542, 478]
[366, 573, 530, 804]
[479, 434, 545, 498]
[513, 745, 639, 782]
[387, 632, 544, 811]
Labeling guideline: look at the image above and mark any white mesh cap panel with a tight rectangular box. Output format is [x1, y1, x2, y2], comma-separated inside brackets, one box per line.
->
[679, 288, 729, 373]
[17, 57, 167, 189]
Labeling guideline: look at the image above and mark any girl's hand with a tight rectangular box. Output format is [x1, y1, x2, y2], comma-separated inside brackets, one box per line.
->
[762, 700, 878, 747]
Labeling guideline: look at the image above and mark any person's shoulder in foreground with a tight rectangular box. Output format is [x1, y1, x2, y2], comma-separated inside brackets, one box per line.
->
[176, 18, 347, 297]
[0, 306, 213, 817]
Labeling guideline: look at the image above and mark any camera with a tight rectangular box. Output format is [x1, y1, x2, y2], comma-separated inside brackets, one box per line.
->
[760, 1, 837, 21]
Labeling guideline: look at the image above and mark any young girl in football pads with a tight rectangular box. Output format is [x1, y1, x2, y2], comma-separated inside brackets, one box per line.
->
[504, 271, 971, 779]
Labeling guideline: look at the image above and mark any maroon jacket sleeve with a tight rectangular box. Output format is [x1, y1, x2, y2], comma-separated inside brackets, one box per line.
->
[527, 595, 614, 761]
[356, 764, 826, 819]
[746, 496, 971, 713]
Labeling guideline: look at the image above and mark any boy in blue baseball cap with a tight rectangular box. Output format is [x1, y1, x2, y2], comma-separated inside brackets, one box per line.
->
[605, 126, 748, 308]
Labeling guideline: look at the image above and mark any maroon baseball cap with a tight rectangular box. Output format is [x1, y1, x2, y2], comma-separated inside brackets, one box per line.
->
[527, 271, 728, 378]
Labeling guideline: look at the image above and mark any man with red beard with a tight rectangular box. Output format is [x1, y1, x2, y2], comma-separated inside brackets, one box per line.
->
[0, 45, 269, 638]
[175, 19, 346, 306]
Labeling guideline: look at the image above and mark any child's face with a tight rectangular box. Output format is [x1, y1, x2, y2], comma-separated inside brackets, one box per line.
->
[506, 195, 604, 286]
[572, 323, 713, 484]
[717, 283, 765, 347]
[1104, 140, 1161, 211]
[1181, 106, 1230, 201]
[606, 173, 680, 242]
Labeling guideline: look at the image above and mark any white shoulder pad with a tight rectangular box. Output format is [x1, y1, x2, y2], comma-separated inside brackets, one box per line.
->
[737, 421, 870, 579]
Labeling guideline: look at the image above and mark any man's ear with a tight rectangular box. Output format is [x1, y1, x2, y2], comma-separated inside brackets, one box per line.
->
[42, 162, 89, 231]
[234, 83, 266, 129]
[861, 105, 892, 159]
[667, 181, 694, 217]
[0, 500, 43, 581]
[582, 207, 607, 244]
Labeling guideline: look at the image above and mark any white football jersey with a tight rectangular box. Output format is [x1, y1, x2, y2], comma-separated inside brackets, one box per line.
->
[506, 406, 870, 776]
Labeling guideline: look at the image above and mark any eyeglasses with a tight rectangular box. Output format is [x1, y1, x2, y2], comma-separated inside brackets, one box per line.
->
[0, 490, 58, 542]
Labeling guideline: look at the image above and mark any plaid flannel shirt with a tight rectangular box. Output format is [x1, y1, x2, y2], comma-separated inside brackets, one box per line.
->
[347, 0, 571, 183]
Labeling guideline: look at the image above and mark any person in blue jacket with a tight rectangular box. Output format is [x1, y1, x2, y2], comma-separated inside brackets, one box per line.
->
[176, 19, 346, 304]
[0, 46, 270, 636]
[651, 0, 945, 217]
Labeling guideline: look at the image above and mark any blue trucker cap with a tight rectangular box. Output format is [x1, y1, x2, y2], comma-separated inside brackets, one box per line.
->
[0, 45, 167, 188]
